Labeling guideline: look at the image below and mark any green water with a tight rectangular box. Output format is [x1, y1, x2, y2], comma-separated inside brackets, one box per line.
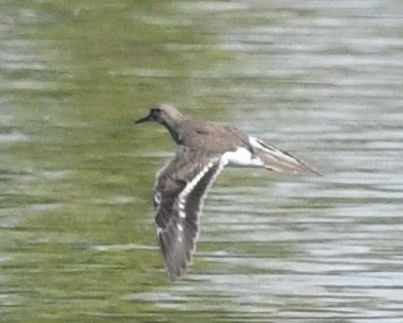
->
[1, 1, 403, 322]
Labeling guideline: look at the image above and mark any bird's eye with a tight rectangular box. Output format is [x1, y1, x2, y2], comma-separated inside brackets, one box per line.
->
[152, 108, 161, 113]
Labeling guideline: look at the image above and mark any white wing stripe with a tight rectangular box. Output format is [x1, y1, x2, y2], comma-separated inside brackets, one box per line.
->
[177, 161, 214, 218]
[249, 136, 296, 163]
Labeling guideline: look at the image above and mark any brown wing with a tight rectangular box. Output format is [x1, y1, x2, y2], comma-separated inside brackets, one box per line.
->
[249, 136, 320, 174]
[154, 148, 222, 280]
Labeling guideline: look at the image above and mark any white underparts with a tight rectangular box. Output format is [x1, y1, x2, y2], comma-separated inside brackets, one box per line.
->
[221, 146, 263, 167]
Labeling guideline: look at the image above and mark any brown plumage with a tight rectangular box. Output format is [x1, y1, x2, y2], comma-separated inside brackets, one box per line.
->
[136, 103, 317, 280]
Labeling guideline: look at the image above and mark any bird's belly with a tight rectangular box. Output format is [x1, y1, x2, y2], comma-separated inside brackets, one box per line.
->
[221, 147, 263, 167]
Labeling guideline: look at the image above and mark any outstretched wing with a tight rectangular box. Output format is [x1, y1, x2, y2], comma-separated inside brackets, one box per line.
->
[225, 126, 318, 175]
[154, 149, 223, 280]
[249, 136, 319, 175]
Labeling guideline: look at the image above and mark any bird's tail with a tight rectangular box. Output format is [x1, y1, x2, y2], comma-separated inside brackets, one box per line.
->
[249, 137, 319, 175]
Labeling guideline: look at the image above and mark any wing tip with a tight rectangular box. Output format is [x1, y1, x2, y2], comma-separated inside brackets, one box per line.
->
[292, 161, 321, 176]
[158, 231, 198, 281]
[164, 251, 195, 281]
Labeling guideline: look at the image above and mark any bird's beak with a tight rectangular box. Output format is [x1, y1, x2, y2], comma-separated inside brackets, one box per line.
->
[135, 113, 152, 124]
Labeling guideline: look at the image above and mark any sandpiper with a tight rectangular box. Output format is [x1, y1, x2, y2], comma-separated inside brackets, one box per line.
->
[136, 103, 317, 280]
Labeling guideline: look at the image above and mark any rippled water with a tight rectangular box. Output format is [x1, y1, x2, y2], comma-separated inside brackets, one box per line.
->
[1, 0, 403, 322]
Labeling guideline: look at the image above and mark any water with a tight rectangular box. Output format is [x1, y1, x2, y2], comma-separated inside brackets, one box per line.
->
[1, 0, 403, 322]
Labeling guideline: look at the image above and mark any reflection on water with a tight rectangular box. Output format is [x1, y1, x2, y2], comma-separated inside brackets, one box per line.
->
[1, 0, 403, 322]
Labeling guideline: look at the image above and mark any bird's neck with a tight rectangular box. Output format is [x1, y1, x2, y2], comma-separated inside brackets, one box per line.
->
[161, 117, 186, 145]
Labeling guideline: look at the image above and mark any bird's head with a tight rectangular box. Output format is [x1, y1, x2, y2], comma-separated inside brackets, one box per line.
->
[135, 104, 184, 125]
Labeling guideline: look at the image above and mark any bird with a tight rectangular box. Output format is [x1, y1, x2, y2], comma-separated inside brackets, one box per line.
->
[135, 103, 317, 280]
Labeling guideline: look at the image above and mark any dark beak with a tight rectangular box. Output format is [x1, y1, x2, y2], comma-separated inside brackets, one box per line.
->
[135, 113, 152, 124]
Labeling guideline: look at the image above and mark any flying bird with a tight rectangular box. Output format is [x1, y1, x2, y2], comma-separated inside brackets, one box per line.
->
[135, 104, 317, 280]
